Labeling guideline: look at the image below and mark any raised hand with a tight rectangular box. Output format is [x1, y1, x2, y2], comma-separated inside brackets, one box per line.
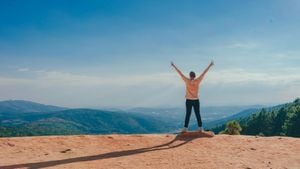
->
[171, 61, 175, 67]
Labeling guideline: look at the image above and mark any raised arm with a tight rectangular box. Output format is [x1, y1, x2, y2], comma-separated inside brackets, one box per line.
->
[196, 61, 214, 82]
[171, 62, 188, 81]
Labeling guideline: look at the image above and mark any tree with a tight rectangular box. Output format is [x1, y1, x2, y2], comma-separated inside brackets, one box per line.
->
[220, 120, 242, 135]
[283, 104, 300, 137]
[273, 108, 287, 135]
[294, 98, 300, 104]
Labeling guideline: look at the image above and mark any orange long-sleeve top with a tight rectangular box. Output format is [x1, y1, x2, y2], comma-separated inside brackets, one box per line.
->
[179, 74, 202, 100]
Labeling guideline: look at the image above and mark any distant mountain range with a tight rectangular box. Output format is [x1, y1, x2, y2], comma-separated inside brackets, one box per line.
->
[205, 102, 287, 130]
[126, 105, 263, 130]
[203, 108, 261, 129]
[0, 100, 275, 137]
[0, 100, 175, 136]
[0, 100, 66, 113]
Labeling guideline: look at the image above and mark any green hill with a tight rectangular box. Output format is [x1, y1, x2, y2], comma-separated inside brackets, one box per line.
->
[0, 108, 174, 137]
[2, 99, 299, 137]
[0, 100, 66, 113]
[212, 98, 300, 137]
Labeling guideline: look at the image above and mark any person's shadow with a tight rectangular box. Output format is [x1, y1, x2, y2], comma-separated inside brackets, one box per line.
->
[1, 134, 199, 169]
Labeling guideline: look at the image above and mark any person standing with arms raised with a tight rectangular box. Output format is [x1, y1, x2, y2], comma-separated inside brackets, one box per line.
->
[171, 61, 214, 133]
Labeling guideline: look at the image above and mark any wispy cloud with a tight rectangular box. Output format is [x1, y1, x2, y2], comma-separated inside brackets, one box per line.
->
[1, 69, 181, 87]
[227, 42, 258, 49]
[1, 68, 300, 87]
[34, 71, 179, 87]
[17, 68, 30, 72]
[206, 69, 300, 86]
[0, 68, 299, 107]
[0, 76, 32, 86]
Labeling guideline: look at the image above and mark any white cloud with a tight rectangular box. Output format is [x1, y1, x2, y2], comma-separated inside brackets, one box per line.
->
[206, 69, 300, 86]
[0, 77, 32, 86]
[227, 42, 258, 49]
[1, 68, 300, 88]
[33, 71, 179, 87]
[0, 68, 299, 107]
[17, 68, 30, 72]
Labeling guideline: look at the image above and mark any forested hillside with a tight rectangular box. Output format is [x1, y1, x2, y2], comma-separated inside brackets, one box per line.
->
[0, 108, 174, 137]
[213, 98, 300, 137]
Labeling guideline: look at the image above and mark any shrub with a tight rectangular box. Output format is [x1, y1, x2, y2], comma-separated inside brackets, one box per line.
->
[220, 120, 242, 135]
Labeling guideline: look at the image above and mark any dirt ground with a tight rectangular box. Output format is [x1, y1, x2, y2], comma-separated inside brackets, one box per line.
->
[0, 134, 300, 169]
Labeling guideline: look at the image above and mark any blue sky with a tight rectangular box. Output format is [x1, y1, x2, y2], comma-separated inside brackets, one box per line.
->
[0, 0, 300, 107]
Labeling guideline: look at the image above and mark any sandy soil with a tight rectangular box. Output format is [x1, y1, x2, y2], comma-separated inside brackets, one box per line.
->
[0, 134, 299, 169]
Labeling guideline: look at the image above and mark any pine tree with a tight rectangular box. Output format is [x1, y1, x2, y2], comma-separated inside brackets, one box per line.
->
[273, 108, 287, 135]
[283, 101, 300, 137]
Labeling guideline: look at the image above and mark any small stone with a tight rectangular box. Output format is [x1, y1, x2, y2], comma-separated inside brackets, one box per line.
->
[7, 143, 15, 147]
[60, 149, 72, 153]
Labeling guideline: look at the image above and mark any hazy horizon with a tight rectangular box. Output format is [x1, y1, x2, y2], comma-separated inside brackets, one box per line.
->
[1, 0, 300, 107]
[0, 98, 285, 110]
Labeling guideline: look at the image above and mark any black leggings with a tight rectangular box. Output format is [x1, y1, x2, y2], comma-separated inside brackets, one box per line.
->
[184, 99, 202, 128]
